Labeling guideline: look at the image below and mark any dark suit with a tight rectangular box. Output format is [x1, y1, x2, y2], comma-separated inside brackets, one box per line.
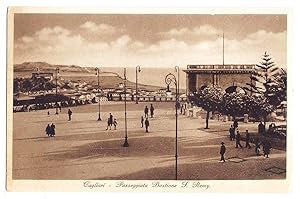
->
[220, 145, 226, 162]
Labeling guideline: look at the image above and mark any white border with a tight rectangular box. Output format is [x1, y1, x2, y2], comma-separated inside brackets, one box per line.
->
[2, 0, 300, 198]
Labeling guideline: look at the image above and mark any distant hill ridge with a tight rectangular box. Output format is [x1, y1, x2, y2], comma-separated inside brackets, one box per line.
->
[13, 62, 119, 77]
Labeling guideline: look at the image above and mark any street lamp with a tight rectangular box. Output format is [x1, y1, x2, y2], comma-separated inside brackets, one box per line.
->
[55, 67, 59, 115]
[95, 67, 102, 121]
[175, 66, 180, 106]
[165, 72, 178, 180]
[123, 68, 129, 147]
[135, 65, 141, 104]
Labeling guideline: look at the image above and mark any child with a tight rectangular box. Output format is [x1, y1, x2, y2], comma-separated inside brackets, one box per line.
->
[113, 118, 118, 130]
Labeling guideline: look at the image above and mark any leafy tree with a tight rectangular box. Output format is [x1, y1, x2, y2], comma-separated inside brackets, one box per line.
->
[222, 92, 250, 119]
[249, 95, 276, 125]
[190, 87, 224, 129]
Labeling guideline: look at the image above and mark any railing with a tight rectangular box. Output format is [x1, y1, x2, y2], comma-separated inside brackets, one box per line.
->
[187, 64, 255, 70]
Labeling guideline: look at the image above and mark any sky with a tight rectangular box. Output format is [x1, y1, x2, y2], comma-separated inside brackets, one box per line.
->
[13, 14, 287, 68]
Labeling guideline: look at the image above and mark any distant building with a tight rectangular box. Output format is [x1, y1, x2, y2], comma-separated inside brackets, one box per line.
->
[31, 72, 53, 80]
[183, 64, 256, 95]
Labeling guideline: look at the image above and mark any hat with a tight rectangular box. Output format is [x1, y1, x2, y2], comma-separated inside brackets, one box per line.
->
[221, 142, 224, 145]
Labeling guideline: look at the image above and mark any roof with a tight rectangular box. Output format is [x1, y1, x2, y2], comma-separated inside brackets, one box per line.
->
[184, 64, 256, 74]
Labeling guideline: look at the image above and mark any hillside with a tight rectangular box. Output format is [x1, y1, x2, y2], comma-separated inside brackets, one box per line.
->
[13, 62, 165, 92]
[14, 62, 93, 73]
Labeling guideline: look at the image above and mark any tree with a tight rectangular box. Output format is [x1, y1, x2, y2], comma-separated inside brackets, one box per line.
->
[270, 68, 287, 104]
[245, 51, 284, 106]
[222, 92, 250, 120]
[249, 95, 276, 125]
[190, 87, 224, 129]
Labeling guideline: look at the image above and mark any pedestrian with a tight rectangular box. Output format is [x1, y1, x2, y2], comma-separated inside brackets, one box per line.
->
[113, 118, 118, 130]
[180, 104, 183, 114]
[229, 125, 235, 141]
[220, 142, 226, 162]
[109, 113, 113, 130]
[141, 116, 144, 128]
[233, 119, 238, 130]
[144, 106, 149, 118]
[254, 137, 261, 156]
[50, 123, 56, 137]
[263, 140, 272, 158]
[68, 109, 72, 121]
[145, 117, 150, 133]
[235, 131, 243, 148]
[106, 117, 110, 130]
[258, 121, 265, 134]
[245, 130, 251, 149]
[47, 111, 50, 116]
[150, 104, 155, 118]
[45, 124, 51, 137]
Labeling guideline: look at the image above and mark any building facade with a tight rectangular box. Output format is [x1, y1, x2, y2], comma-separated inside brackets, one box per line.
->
[184, 64, 256, 95]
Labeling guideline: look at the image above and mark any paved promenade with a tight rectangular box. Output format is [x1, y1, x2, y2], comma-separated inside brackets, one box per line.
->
[12, 102, 286, 180]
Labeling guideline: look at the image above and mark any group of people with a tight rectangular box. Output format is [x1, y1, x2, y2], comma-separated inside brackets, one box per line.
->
[143, 104, 155, 118]
[106, 113, 118, 130]
[140, 104, 155, 133]
[220, 121, 273, 162]
[45, 123, 56, 137]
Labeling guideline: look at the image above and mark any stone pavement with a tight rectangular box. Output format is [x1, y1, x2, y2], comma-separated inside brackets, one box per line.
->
[12, 102, 286, 180]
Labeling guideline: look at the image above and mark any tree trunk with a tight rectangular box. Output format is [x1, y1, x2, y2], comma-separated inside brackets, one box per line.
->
[233, 115, 236, 121]
[205, 111, 210, 129]
[263, 116, 267, 133]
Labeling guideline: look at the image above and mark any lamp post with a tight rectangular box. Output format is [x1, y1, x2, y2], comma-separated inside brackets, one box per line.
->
[95, 67, 102, 121]
[55, 67, 59, 114]
[135, 65, 141, 104]
[165, 73, 178, 180]
[123, 68, 129, 147]
[175, 66, 180, 103]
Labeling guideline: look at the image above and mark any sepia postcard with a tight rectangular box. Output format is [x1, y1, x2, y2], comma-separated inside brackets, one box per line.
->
[6, 7, 291, 192]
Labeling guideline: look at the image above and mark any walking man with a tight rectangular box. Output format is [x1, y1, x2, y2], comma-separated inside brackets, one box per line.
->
[68, 109, 72, 121]
[141, 116, 144, 128]
[180, 104, 183, 115]
[45, 124, 51, 137]
[145, 117, 150, 133]
[106, 113, 113, 130]
[150, 104, 155, 118]
[220, 142, 226, 162]
[229, 125, 235, 141]
[235, 131, 243, 148]
[263, 140, 272, 158]
[109, 113, 113, 130]
[233, 119, 238, 129]
[258, 121, 265, 134]
[106, 117, 110, 130]
[144, 106, 149, 118]
[50, 123, 56, 137]
[245, 130, 251, 149]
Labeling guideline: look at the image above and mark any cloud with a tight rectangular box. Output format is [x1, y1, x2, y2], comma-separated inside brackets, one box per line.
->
[14, 25, 286, 69]
[35, 26, 71, 41]
[159, 25, 222, 41]
[80, 21, 120, 35]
